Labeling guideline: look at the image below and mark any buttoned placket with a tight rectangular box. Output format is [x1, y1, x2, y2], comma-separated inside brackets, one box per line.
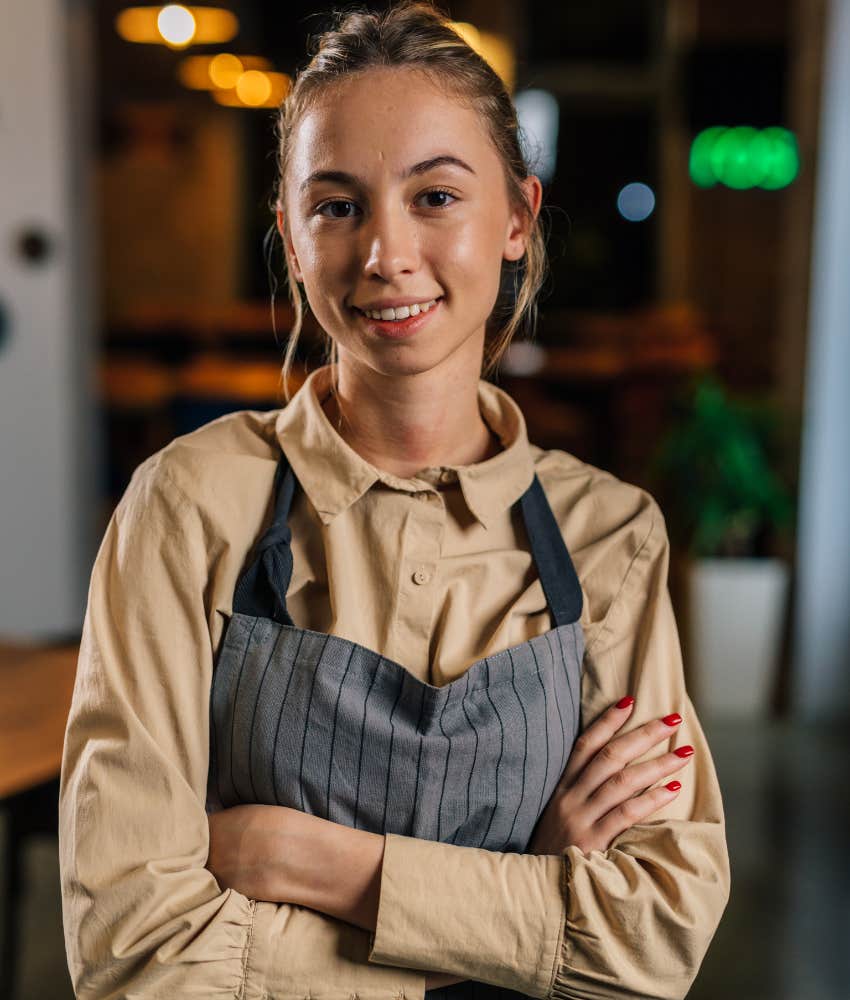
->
[388, 484, 446, 677]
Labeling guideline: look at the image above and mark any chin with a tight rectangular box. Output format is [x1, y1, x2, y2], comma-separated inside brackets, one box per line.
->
[380, 343, 483, 381]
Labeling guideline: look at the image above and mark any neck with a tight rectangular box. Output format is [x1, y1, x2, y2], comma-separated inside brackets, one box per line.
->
[320, 361, 502, 479]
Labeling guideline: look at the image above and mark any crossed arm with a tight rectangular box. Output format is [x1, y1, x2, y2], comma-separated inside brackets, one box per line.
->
[62, 464, 728, 997]
[205, 801, 467, 990]
[206, 699, 695, 992]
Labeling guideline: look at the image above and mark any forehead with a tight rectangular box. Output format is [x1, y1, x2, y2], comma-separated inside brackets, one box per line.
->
[289, 67, 493, 181]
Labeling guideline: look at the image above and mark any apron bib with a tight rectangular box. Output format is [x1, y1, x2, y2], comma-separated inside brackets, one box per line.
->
[207, 449, 586, 998]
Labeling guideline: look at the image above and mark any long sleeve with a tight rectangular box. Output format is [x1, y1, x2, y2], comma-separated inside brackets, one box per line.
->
[366, 496, 730, 999]
[59, 453, 427, 999]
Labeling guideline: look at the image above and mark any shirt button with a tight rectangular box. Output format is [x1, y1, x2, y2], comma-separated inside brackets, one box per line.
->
[439, 469, 454, 483]
[412, 567, 432, 585]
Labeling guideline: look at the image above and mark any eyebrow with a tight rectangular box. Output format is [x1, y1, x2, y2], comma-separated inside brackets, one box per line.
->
[299, 155, 476, 193]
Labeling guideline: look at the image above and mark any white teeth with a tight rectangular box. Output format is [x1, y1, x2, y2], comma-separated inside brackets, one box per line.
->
[361, 297, 439, 320]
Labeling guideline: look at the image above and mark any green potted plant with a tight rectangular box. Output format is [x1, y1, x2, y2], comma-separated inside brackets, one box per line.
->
[649, 372, 797, 719]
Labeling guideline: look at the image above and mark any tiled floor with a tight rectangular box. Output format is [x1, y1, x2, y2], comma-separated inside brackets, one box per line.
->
[2, 718, 848, 999]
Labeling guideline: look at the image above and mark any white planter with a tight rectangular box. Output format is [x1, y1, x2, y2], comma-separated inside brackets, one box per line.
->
[687, 558, 791, 720]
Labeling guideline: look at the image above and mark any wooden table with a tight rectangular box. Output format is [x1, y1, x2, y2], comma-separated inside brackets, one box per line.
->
[0, 639, 79, 996]
[0, 640, 79, 798]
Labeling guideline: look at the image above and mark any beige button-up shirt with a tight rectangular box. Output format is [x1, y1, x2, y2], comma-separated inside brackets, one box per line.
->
[59, 363, 730, 999]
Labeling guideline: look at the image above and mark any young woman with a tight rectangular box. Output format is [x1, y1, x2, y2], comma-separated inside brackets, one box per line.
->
[59, 3, 730, 998]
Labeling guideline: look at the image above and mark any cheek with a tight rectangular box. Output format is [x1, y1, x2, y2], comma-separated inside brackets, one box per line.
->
[293, 232, 327, 275]
[444, 209, 503, 260]
[439, 221, 505, 295]
[297, 243, 345, 302]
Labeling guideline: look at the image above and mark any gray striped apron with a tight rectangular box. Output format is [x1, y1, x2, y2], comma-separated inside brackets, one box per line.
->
[207, 448, 585, 1000]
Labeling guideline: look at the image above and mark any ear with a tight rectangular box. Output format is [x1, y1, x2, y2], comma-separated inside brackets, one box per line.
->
[503, 175, 543, 262]
[276, 208, 304, 282]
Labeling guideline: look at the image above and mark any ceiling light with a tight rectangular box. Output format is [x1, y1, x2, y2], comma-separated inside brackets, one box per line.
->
[115, 6, 239, 48]
[157, 5, 195, 47]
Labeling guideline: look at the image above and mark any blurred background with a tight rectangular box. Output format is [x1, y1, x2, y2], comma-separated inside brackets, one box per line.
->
[1, 0, 849, 997]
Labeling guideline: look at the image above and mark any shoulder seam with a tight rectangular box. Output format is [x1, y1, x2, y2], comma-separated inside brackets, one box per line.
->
[154, 457, 195, 509]
[123, 452, 197, 528]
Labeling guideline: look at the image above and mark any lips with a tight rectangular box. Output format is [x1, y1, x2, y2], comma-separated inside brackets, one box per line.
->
[352, 295, 443, 339]
[353, 296, 444, 320]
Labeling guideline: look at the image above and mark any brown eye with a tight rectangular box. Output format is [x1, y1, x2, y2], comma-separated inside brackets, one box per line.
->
[317, 199, 358, 219]
[418, 188, 456, 208]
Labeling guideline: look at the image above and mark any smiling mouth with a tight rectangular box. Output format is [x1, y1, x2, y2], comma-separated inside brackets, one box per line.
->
[353, 296, 444, 321]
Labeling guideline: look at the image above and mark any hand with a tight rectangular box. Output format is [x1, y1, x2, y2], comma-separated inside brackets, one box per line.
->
[526, 699, 693, 856]
[205, 803, 289, 901]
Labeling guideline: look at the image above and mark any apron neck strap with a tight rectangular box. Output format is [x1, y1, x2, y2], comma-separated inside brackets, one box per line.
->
[233, 452, 584, 628]
[520, 474, 583, 627]
[232, 455, 297, 625]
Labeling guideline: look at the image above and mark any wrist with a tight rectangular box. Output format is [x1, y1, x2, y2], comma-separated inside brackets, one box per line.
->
[279, 808, 386, 931]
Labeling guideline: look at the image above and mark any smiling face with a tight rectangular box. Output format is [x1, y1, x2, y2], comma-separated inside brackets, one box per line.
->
[278, 65, 539, 379]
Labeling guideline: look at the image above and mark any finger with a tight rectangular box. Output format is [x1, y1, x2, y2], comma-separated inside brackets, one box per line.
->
[586, 745, 694, 820]
[572, 713, 684, 799]
[560, 697, 636, 787]
[592, 779, 683, 847]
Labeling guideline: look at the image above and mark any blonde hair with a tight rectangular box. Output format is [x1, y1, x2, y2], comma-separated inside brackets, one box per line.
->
[271, 0, 549, 402]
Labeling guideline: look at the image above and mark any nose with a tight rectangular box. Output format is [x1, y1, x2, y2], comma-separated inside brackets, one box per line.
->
[361, 199, 419, 281]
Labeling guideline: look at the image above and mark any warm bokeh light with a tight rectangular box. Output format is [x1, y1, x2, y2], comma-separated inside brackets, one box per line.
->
[209, 53, 243, 89]
[191, 6, 239, 45]
[178, 54, 224, 89]
[115, 7, 162, 44]
[177, 53, 272, 91]
[689, 125, 800, 189]
[212, 89, 244, 107]
[449, 20, 516, 92]
[213, 71, 290, 108]
[235, 70, 271, 106]
[157, 5, 195, 47]
[116, 6, 239, 48]
[449, 20, 481, 50]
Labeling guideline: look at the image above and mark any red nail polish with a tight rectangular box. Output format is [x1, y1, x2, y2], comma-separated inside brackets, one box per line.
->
[662, 713, 682, 726]
[673, 745, 694, 758]
[616, 695, 635, 709]
[666, 780, 682, 791]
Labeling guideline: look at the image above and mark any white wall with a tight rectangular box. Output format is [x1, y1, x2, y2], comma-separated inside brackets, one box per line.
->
[792, 0, 850, 720]
[0, 0, 99, 638]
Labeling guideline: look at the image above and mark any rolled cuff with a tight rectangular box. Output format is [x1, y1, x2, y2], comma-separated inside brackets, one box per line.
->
[367, 832, 567, 999]
[248, 899, 427, 1000]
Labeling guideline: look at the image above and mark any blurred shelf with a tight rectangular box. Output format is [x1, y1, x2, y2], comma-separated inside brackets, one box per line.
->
[106, 298, 325, 346]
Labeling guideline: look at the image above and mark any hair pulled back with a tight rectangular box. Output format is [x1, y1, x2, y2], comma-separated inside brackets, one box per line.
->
[271, 0, 548, 401]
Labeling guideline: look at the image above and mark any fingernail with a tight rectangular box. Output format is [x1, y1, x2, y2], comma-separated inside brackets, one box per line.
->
[662, 713, 683, 726]
[673, 745, 694, 758]
[616, 695, 635, 709]
[666, 780, 682, 791]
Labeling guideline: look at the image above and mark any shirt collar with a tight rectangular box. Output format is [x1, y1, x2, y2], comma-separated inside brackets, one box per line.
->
[274, 364, 535, 529]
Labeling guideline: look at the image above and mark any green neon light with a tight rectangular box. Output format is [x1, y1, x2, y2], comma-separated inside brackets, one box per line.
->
[689, 126, 800, 190]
